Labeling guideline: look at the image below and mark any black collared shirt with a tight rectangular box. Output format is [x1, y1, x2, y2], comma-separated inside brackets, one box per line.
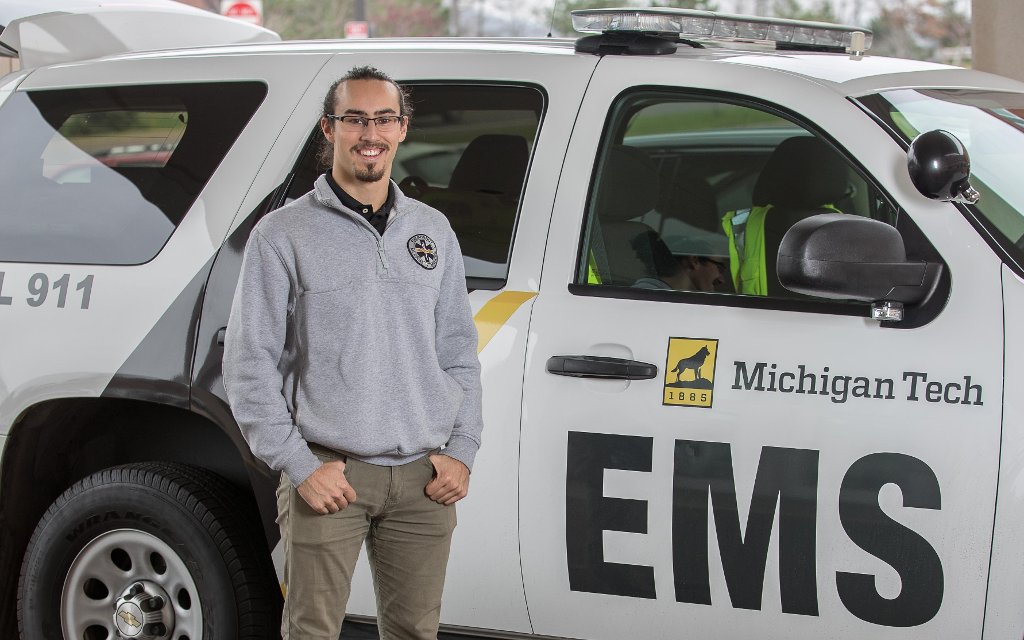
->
[325, 171, 395, 236]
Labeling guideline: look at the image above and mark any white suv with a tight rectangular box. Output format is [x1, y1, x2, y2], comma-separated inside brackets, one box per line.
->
[3, 4, 1024, 640]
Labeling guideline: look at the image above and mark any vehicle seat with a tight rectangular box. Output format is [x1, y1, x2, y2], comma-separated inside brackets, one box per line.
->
[418, 134, 529, 264]
[750, 136, 850, 295]
[654, 164, 720, 234]
[593, 145, 664, 286]
[448, 134, 529, 196]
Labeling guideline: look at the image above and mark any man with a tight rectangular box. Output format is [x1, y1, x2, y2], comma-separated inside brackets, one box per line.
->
[631, 231, 727, 292]
[223, 66, 482, 640]
[675, 253, 727, 292]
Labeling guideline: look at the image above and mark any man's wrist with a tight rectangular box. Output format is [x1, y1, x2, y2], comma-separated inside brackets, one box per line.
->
[440, 435, 478, 472]
[283, 447, 322, 488]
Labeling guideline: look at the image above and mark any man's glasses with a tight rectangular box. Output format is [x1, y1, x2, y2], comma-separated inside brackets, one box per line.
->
[326, 114, 405, 132]
[700, 257, 728, 272]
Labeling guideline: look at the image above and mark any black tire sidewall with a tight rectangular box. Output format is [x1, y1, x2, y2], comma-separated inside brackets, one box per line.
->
[20, 478, 239, 639]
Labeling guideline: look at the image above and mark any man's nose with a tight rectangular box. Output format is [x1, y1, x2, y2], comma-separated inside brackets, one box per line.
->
[360, 122, 384, 140]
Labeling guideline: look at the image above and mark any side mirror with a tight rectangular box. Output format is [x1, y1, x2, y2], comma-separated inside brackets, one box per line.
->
[778, 213, 942, 311]
[907, 129, 980, 204]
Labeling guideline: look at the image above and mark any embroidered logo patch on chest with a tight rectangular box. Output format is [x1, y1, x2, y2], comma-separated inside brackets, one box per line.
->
[407, 234, 439, 270]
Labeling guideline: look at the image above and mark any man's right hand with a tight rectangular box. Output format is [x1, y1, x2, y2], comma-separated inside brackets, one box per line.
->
[297, 461, 357, 514]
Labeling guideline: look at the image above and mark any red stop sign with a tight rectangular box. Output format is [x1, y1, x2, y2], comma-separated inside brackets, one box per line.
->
[222, 1, 261, 24]
[225, 3, 257, 17]
[345, 21, 370, 38]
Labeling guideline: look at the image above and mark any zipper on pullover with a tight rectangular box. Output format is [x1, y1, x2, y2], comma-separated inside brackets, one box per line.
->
[375, 202, 405, 274]
[315, 180, 397, 275]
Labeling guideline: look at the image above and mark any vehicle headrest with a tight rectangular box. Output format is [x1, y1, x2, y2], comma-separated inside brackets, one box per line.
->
[595, 145, 659, 222]
[752, 136, 848, 209]
[658, 167, 719, 233]
[449, 134, 529, 197]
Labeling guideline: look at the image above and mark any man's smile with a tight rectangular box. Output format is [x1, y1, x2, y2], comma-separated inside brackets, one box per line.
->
[354, 145, 387, 159]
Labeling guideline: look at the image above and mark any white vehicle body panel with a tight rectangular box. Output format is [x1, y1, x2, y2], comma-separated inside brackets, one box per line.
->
[984, 265, 1024, 640]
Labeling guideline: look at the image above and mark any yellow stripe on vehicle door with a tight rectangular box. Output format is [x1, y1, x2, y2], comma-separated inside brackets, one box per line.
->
[473, 291, 538, 354]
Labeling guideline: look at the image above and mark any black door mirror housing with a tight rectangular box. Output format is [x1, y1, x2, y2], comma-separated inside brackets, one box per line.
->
[907, 129, 980, 204]
[778, 213, 942, 304]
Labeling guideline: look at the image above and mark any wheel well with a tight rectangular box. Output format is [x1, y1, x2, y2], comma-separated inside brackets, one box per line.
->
[0, 396, 266, 634]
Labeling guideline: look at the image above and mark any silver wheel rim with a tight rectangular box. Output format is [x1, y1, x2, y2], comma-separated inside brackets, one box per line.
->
[61, 528, 203, 640]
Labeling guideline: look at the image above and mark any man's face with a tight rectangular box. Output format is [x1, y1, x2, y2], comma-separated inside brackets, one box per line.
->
[689, 256, 727, 292]
[320, 78, 408, 185]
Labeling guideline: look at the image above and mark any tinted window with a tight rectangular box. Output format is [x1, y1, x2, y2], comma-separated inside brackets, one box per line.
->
[577, 92, 897, 301]
[0, 82, 267, 264]
[285, 84, 544, 288]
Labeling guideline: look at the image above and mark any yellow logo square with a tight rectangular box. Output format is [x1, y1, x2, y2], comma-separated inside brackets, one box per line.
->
[664, 337, 718, 408]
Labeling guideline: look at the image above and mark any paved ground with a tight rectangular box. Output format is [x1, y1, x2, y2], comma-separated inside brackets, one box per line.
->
[342, 619, 472, 639]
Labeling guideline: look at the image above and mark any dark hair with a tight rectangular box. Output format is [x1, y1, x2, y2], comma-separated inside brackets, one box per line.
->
[318, 65, 413, 170]
[320, 65, 413, 119]
[633, 229, 681, 279]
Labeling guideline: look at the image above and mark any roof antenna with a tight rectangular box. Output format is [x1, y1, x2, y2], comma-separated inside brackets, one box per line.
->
[546, 0, 558, 37]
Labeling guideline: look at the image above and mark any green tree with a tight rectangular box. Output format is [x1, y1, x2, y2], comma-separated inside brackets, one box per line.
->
[868, 0, 968, 62]
[869, 2, 926, 59]
[264, 0, 447, 40]
[771, 0, 839, 22]
[370, 0, 448, 37]
[915, 0, 970, 49]
[263, 0, 354, 39]
[652, 0, 716, 8]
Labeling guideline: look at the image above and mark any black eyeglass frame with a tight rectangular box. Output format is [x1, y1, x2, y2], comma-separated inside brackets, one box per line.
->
[325, 114, 407, 129]
[699, 257, 728, 270]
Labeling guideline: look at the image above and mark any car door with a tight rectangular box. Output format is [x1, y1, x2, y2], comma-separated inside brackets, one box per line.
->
[519, 54, 1003, 640]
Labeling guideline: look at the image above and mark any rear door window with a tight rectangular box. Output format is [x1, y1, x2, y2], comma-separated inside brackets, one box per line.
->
[0, 82, 267, 264]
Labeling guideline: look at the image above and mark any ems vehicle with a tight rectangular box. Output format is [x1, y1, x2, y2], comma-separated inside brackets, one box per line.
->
[1, 3, 1023, 639]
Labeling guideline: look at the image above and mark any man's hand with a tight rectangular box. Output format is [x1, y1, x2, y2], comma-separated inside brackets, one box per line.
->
[425, 455, 470, 505]
[297, 461, 357, 514]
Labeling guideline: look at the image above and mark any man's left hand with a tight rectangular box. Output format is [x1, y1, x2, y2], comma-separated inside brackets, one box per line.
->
[425, 455, 470, 505]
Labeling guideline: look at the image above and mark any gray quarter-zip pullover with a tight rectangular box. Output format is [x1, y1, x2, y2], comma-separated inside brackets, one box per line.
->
[223, 175, 482, 487]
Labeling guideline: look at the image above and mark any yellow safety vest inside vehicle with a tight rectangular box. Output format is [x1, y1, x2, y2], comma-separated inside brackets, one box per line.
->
[723, 204, 840, 295]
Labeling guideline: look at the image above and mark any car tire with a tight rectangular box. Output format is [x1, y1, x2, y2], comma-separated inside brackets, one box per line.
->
[17, 462, 281, 640]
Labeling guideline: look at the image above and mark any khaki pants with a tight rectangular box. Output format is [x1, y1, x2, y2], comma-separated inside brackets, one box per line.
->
[276, 447, 457, 640]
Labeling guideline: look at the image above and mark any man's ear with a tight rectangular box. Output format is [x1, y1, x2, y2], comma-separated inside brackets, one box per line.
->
[320, 117, 334, 143]
[398, 116, 408, 143]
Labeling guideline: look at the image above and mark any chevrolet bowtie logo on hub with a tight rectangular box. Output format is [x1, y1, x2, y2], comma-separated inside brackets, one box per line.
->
[112, 579, 174, 639]
[115, 603, 144, 635]
[663, 337, 718, 408]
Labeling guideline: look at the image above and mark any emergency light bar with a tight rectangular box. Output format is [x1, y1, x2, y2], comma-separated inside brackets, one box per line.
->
[571, 7, 872, 53]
